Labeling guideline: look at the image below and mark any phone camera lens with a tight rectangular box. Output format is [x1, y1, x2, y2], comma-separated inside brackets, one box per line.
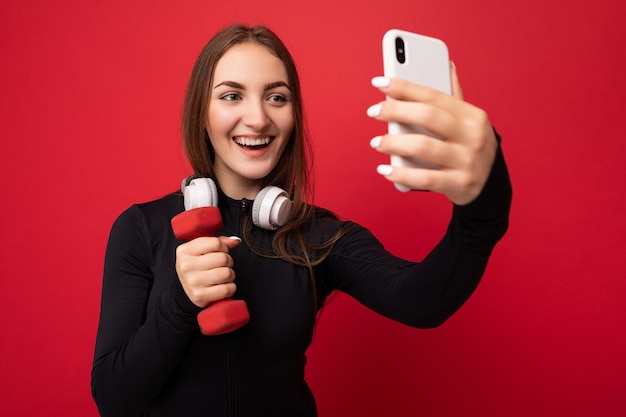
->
[395, 37, 406, 64]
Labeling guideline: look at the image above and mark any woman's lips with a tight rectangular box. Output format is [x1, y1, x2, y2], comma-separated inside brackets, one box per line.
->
[233, 136, 273, 148]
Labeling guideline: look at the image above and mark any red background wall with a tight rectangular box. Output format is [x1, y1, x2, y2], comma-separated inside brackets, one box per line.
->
[1, 0, 625, 415]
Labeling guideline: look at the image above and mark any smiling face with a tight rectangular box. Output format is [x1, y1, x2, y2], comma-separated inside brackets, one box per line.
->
[206, 42, 295, 199]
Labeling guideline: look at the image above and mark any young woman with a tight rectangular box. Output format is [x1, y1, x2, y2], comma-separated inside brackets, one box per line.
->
[91, 24, 511, 417]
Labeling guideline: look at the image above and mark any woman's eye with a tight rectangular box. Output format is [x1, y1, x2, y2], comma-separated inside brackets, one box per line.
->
[220, 93, 240, 101]
[268, 94, 288, 104]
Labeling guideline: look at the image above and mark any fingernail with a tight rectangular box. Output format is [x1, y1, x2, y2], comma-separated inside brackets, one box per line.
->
[371, 76, 391, 88]
[228, 236, 242, 242]
[377, 164, 393, 176]
[367, 104, 382, 118]
[370, 136, 382, 149]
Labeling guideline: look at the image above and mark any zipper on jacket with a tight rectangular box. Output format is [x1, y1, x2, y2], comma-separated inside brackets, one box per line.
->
[225, 198, 248, 416]
[237, 198, 250, 237]
[225, 334, 235, 417]
[240, 198, 249, 213]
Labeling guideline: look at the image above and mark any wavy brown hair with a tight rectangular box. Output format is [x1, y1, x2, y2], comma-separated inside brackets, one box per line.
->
[182, 24, 346, 274]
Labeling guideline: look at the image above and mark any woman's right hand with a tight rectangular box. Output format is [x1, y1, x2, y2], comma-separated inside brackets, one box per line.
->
[175, 236, 242, 308]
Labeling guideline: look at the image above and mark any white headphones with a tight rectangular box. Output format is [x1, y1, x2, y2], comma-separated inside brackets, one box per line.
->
[181, 176, 292, 231]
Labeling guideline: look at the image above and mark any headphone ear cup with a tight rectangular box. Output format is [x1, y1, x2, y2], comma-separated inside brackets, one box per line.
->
[252, 186, 292, 230]
[183, 177, 218, 210]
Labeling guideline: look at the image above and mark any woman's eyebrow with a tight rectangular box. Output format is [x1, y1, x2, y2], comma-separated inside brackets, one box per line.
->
[213, 80, 243, 89]
[264, 81, 290, 91]
[213, 80, 290, 90]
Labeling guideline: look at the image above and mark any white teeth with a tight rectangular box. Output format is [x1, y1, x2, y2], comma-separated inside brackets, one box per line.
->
[234, 137, 271, 146]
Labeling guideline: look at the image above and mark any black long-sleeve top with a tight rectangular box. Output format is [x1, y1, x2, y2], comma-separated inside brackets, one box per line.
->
[91, 145, 511, 417]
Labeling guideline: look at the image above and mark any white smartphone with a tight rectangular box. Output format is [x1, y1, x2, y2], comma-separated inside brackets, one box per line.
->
[382, 29, 451, 192]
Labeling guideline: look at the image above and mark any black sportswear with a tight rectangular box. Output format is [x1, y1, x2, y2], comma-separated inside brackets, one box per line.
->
[92, 145, 511, 417]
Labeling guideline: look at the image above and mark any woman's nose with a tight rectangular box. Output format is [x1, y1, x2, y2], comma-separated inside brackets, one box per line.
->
[242, 100, 270, 130]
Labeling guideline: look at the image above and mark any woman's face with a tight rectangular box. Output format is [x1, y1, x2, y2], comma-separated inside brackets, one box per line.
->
[207, 42, 295, 198]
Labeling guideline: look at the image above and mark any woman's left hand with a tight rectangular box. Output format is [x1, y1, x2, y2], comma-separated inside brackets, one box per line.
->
[367, 62, 498, 205]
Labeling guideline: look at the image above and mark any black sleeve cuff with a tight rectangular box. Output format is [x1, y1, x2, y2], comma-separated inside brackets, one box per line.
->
[454, 131, 512, 222]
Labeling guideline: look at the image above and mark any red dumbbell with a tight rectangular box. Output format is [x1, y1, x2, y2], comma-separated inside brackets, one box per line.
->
[171, 206, 250, 335]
